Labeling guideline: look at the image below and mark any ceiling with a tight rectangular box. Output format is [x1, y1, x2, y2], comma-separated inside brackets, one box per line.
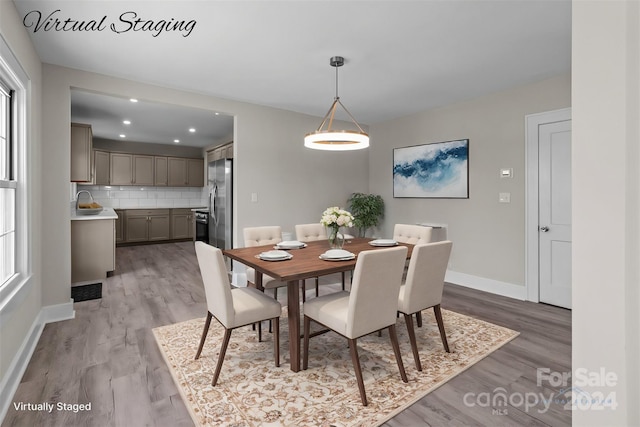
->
[70, 90, 234, 147]
[13, 0, 571, 146]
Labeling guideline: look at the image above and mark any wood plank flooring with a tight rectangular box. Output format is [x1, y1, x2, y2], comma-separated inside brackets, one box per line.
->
[2, 241, 571, 426]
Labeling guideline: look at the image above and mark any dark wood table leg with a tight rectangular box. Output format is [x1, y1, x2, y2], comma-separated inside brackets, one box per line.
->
[255, 271, 264, 291]
[287, 279, 301, 372]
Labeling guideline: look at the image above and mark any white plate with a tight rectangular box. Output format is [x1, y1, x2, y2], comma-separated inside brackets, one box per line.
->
[319, 254, 355, 261]
[369, 239, 398, 247]
[275, 241, 307, 249]
[259, 250, 292, 261]
[322, 249, 355, 259]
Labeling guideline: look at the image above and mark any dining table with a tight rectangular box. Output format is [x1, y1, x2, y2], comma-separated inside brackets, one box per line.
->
[223, 237, 414, 372]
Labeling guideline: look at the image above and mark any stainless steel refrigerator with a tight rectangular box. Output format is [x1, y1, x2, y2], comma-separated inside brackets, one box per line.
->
[208, 158, 232, 251]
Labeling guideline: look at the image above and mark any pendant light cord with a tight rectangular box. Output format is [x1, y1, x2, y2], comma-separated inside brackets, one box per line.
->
[335, 63, 339, 101]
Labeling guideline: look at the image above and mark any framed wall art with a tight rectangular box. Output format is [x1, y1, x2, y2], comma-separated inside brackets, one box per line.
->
[393, 139, 469, 198]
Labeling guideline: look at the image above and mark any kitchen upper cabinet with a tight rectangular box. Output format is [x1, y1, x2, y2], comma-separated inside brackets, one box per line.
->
[154, 156, 168, 186]
[110, 153, 133, 185]
[94, 150, 110, 185]
[171, 208, 194, 239]
[187, 158, 204, 187]
[168, 157, 204, 187]
[125, 209, 171, 242]
[206, 142, 233, 163]
[132, 155, 154, 185]
[71, 123, 93, 182]
[110, 153, 154, 186]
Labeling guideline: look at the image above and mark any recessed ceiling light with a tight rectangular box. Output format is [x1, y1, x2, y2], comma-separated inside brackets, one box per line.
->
[174, 139, 180, 143]
[123, 120, 131, 125]
[130, 98, 138, 103]
[214, 112, 219, 116]
[189, 128, 196, 133]
[119, 134, 126, 138]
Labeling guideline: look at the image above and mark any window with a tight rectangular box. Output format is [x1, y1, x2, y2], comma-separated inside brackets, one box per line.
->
[0, 34, 29, 298]
[0, 79, 15, 287]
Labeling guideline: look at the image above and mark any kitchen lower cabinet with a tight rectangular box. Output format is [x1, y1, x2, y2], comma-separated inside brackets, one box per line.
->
[125, 209, 171, 242]
[115, 209, 125, 243]
[171, 209, 194, 239]
[71, 218, 115, 283]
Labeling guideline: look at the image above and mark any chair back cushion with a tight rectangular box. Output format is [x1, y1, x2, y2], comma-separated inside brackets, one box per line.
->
[295, 223, 327, 242]
[399, 241, 453, 314]
[347, 246, 408, 338]
[195, 242, 235, 327]
[393, 224, 433, 245]
[243, 226, 282, 247]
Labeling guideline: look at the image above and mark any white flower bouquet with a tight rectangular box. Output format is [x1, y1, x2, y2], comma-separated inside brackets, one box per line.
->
[320, 206, 354, 229]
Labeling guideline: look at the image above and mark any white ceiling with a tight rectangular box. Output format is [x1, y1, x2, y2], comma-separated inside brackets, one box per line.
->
[13, 0, 571, 146]
[70, 90, 234, 147]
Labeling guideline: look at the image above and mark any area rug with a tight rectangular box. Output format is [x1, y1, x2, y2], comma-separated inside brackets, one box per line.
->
[153, 308, 519, 427]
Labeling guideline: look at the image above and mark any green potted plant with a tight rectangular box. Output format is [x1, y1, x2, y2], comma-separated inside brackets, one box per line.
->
[347, 193, 385, 237]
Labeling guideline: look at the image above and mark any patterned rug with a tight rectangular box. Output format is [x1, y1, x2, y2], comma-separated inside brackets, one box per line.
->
[153, 308, 519, 426]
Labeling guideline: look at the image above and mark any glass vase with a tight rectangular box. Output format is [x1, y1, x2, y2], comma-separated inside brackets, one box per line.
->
[326, 226, 345, 249]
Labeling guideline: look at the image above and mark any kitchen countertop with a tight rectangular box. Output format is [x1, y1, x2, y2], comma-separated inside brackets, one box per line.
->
[71, 206, 118, 221]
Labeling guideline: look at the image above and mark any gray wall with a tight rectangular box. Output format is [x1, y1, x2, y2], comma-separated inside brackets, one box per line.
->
[369, 74, 570, 289]
[0, 0, 42, 387]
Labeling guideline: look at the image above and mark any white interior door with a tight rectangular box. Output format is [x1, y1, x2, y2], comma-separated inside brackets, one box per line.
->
[538, 120, 572, 308]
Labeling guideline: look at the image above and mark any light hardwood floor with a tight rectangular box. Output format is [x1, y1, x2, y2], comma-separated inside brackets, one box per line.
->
[2, 241, 571, 426]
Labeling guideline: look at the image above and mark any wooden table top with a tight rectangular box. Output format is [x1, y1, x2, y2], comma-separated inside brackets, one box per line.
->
[224, 238, 413, 283]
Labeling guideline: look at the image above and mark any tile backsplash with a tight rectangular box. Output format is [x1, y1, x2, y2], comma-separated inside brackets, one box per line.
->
[76, 185, 208, 209]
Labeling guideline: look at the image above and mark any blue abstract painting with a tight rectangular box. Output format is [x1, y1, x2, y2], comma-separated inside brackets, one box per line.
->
[393, 139, 469, 198]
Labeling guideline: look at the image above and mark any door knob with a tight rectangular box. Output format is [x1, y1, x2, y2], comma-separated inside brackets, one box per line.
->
[540, 226, 549, 232]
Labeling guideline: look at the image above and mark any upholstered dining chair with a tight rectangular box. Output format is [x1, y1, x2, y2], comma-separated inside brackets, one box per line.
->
[393, 223, 433, 245]
[194, 242, 282, 386]
[295, 223, 349, 293]
[295, 223, 327, 297]
[397, 241, 453, 371]
[303, 245, 409, 406]
[243, 226, 288, 300]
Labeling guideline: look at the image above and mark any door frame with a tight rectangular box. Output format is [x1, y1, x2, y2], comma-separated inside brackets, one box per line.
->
[525, 107, 571, 302]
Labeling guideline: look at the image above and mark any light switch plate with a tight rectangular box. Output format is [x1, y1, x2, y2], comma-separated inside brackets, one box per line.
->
[500, 168, 513, 178]
[251, 192, 258, 203]
[499, 192, 511, 203]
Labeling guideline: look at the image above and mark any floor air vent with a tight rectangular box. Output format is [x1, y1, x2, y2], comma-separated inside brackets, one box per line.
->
[71, 283, 102, 302]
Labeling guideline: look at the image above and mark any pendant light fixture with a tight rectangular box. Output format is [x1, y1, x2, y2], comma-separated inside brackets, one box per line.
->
[304, 56, 370, 151]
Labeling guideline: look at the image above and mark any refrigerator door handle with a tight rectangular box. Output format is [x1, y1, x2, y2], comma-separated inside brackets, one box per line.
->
[211, 184, 219, 225]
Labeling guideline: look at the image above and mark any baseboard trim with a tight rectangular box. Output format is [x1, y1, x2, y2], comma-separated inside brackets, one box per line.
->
[445, 270, 526, 300]
[0, 301, 75, 422]
[40, 299, 75, 323]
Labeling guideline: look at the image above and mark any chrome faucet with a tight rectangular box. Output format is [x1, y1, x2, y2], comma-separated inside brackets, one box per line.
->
[75, 190, 92, 200]
[75, 190, 93, 209]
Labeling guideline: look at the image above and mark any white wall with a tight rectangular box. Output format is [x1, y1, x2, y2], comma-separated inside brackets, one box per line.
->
[40, 64, 369, 307]
[0, 0, 42, 410]
[369, 74, 570, 294]
[572, 1, 640, 425]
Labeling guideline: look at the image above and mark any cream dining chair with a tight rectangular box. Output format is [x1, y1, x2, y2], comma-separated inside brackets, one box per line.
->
[295, 223, 329, 297]
[397, 241, 453, 371]
[393, 223, 433, 245]
[295, 223, 349, 293]
[194, 242, 282, 386]
[303, 245, 409, 406]
[243, 226, 288, 300]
